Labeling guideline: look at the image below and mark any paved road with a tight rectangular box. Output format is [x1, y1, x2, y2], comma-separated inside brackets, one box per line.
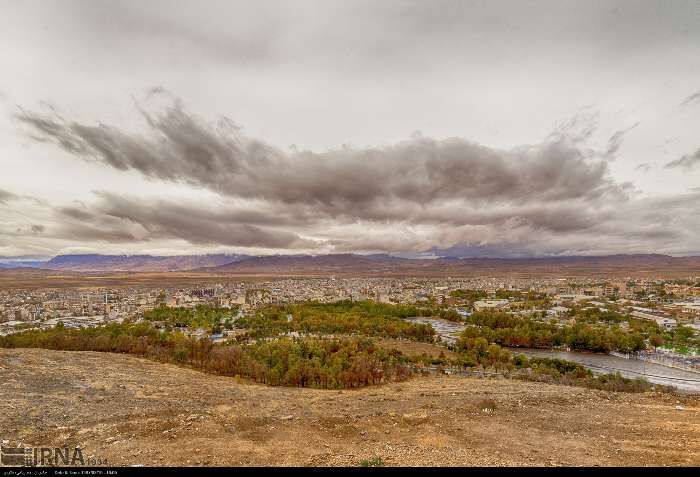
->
[510, 348, 700, 392]
[404, 317, 700, 392]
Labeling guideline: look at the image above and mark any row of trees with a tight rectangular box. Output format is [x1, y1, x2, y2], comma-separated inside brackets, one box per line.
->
[567, 306, 627, 323]
[142, 305, 236, 332]
[458, 311, 649, 353]
[1, 317, 662, 393]
[0, 322, 413, 389]
[449, 289, 487, 302]
[238, 301, 435, 342]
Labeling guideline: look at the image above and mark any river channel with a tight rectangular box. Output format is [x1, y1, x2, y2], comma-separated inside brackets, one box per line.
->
[510, 348, 700, 392]
[406, 317, 700, 392]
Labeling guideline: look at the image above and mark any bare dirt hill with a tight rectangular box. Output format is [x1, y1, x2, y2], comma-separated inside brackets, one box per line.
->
[1, 348, 698, 467]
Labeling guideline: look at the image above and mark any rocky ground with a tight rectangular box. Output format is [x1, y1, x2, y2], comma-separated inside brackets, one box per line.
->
[1, 348, 698, 467]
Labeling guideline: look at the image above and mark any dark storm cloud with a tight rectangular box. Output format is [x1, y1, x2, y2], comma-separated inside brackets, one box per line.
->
[433, 192, 700, 257]
[664, 148, 700, 170]
[52, 192, 315, 249]
[11, 95, 700, 256]
[334, 201, 607, 234]
[16, 98, 627, 215]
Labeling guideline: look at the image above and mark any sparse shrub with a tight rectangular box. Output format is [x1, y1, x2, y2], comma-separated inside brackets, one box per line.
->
[360, 456, 385, 467]
[476, 398, 497, 412]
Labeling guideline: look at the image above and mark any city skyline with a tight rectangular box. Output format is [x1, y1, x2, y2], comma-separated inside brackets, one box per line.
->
[1, 0, 699, 258]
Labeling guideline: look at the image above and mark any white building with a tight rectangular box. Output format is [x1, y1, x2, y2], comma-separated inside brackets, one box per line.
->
[473, 300, 509, 312]
[547, 306, 570, 316]
[631, 310, 677, 330]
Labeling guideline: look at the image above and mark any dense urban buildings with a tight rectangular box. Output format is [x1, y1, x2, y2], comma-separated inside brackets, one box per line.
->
[3, 275, 698, 350]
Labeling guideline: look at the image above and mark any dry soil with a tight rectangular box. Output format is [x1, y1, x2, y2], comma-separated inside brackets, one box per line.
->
[1, 348, 698, 467]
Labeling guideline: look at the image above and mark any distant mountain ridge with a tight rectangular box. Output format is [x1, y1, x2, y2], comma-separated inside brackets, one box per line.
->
[1, 253, 699, 276]
[0, 256, 50, 269]
[205, 253, 700, 277]
[42, 254, 249, 272]
[0, 261, 48, 269]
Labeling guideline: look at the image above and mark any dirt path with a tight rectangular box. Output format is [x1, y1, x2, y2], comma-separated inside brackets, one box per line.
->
[1, 348, 698, 466]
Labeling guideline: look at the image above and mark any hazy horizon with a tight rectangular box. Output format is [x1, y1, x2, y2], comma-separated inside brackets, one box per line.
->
[2, 252, 700, 264]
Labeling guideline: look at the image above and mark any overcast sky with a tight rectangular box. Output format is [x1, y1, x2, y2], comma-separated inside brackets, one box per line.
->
[1, 0, 699, 258]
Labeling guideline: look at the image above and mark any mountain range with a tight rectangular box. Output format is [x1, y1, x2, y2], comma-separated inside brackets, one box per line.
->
[0, 254, 247, 272]
[205, 253, 700, 277]
[2, 253, 699, 277]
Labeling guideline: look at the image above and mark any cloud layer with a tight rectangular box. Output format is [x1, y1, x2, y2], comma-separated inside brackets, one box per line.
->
[17, 98, 625, 207]
[6, 95, 700, 257]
